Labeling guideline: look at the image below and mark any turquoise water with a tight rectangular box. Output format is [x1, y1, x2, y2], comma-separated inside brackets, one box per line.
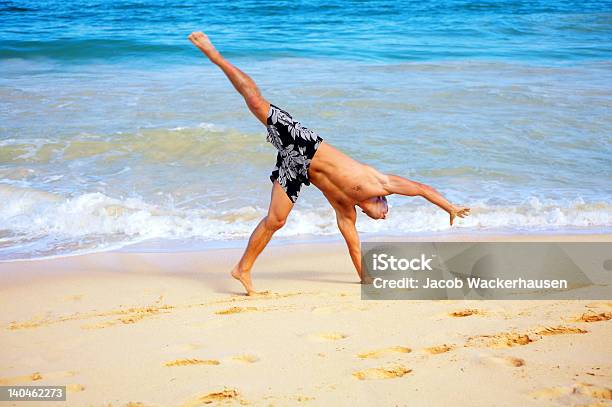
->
[2, 0, 612, 62]
[1, 0, 611, 260]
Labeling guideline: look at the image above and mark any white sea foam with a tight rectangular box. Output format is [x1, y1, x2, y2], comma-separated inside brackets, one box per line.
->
[0, 184, 610, 261]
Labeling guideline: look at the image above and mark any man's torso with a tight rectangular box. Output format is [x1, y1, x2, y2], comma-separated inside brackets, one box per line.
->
[308, 141, 388, 210]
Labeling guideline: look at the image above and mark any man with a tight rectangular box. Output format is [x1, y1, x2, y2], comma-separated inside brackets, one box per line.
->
[188, 32, 470, 295]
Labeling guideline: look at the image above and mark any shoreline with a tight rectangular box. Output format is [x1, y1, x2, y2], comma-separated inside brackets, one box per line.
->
[2, 228, 611, 264]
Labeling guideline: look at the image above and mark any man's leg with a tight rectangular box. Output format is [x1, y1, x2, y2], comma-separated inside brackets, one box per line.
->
[383, 175, 470, 225]
[231, 181, 293, 295]
[188, 31, 270, 125]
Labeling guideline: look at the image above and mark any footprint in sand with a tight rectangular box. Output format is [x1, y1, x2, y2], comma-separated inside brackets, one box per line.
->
[473, 321, 597, 349]
[0, 372, 42, 385]
[535, 326, 587, 336]
[357, 346, 411, 359]
[310, 332, 348, 342]
[494, 356, 525, 367]
[182, 388, 242, 407]
[294, 395, 315, 402]
[81, 315, 151, 329]
[577, 383, 612, 400]
[469, 324, 590, 349]
[231, 355, 259, 363]
[66, 384, 85, 393]
[8, 315, 50, 330]
[423, 344, 454, 355]
[530, 386, 572, 399]
[352, 365, 411, 380]
[585, 302, 612, 310]
[231, 291, 301, 300]
[0, 370, 76, 385]
[63, 294, 83, 302]
[215, 306, 258, 315]
[531, 382, 612, 402]
[9, 304, 174, 331]
[467, 332, 533, 349]
[164, 359, 220, 367]
[449, 309, 482, 317]
[577, 312, 612, 323]
[81, 305, 174, 329]
[483, 354, 525, 368]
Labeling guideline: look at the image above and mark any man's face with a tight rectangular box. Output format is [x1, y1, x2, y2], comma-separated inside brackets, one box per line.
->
[360, 196, 389, 220]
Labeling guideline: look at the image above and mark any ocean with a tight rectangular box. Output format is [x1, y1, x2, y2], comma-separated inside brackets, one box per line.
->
[1, 0, 611, 260]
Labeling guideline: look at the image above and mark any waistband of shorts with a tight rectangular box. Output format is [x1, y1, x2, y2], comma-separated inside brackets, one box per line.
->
[267, 103, 281, 122]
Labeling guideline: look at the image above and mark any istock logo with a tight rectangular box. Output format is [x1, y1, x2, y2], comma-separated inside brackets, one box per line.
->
[372, 253, 434, 271]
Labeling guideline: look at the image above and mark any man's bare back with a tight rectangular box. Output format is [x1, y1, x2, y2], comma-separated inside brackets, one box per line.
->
[307, 141, 388, 208]
[188, 31, 470, 295]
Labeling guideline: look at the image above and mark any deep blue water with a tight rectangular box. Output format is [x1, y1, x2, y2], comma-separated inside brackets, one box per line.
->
[1, 0, 611, 63]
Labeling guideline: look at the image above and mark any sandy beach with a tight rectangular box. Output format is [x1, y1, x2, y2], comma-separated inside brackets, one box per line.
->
[1, 234, 611, 406]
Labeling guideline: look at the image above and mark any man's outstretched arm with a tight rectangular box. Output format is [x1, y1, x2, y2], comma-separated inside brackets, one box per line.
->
[335, 207, 370, 283]
[188, 31, 270, 126]
[383, 175, 470, 226]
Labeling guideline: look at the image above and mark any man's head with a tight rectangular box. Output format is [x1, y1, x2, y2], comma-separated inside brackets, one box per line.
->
[358, 196, 389, 220]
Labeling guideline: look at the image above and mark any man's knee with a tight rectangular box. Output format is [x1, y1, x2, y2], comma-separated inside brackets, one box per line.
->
[264, 214, 286, 231]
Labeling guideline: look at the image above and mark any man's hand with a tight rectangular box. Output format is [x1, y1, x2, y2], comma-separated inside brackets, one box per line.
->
[188, 31, 218, 59]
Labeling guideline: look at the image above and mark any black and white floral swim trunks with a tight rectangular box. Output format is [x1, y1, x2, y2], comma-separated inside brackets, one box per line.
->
[266, 103, 323, 203]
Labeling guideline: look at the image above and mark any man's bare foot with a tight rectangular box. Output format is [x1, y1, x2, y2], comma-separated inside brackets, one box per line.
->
[449, 206, 470, 226]
[187, 31, 219, 60]
[360, 274, 374, 285]
[231, 265, 265, 296]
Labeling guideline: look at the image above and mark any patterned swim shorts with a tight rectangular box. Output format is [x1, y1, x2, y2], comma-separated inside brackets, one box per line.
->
[266, 103, 323, 203]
